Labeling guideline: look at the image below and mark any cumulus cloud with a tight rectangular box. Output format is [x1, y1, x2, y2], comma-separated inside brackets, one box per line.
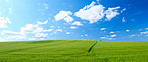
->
[43, 29, 53, 32]
[140, 31, 148, 34]
[37, 20, 48, 25]
[1, 20, 49, 40]
[66, 32, 70, 34]
[71, 21, 83, 26]
[110, 31, 114, 34]
[73, 1, 122, 23]
[74, 1, 105, 23]
[54, 11, 73, 22]
[140, 31, 148, 37]
[100, 28, 106, 30]
[145, 28, 148, 30]
[100, 36, 114, 40]
[0, 17, 11, 28]
[110, 34, 116, 37]
[126, 30, 130, 32]
[129, 34, 136, 38]
[100, 37, 106, 39]
[85, 34, 88, 36]
[63, 16, 73, 22]
[1, 30, 25, 40]
[53, 1, 124, 24]
[104, 6, 120, 20]
[20, 24, 43, 34]
[56, 29, 62, 32]
[70, 26, 77, 29]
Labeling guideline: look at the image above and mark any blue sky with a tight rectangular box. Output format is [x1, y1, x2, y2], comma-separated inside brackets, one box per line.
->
[0, 0, 148, 41]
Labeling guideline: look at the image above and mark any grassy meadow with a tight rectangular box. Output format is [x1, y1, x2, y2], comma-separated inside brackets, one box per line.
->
[0, 40, 148, 62]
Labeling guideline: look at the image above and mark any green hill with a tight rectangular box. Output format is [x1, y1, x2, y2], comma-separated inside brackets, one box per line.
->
[0, 40, 148, 62]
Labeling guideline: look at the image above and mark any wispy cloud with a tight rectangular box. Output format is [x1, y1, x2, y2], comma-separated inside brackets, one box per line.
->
[0, 17, 11, 28]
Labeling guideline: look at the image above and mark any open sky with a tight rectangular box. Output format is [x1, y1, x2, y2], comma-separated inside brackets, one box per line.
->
[0, 0, 148, 41]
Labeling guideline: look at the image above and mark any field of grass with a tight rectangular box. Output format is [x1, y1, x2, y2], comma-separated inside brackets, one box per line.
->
[0, 40, 148, 62]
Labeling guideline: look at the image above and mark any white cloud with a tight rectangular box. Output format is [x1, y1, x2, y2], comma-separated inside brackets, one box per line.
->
[100, 37, 106, 39]
[40, 38, 45, 40]
[45, 7, 48, 9]
[52, 29, 62, 34]
[70, 26, 77, 29]
[54, 1, 123, 24]
[43, 29, 53, 32]
[74, 1, 105, 23]
[6, 35, 26, 40]
[85, 34, 88, 36]
[42, 3, 48, 6]
[104, 6, 120, 20]
[1, 30, 26, 40]
[100, 36, 114, 40]
[96, 0, 100, 2]
[110, 31, 114, 34]
[100, 28, 106, 30]
[20, 24, 43, 34]
[66, 32, 70, 34]
[1, 20, 50, 40]
[140, 31, 148, 34]
[140, 31, 148, 37]
[121, 8, 126, 13]
[83, 1, 96, 9]
[71, 21, 83, 26]
[145, 28, 148, 30]
[126, 30, 130, 32]
[35, 33, 48, 37]
[74, 1, 121, 23]
[63, 16, 73, 22]
[54, 11, 72, 21]
[50, 26, 54, 28]
[130, 34, 136, 37]
[56, 29, 62, 32]
[107, 38, 113, 40]
[122, 17, 125, 22]
[37, 20, 48, 25]
[29, 38, 36, 40]
[110, 34, 116, 37]
[1, 30, 22, 36]
[0, 17, 11, 28]
[57, 26, 60, 28]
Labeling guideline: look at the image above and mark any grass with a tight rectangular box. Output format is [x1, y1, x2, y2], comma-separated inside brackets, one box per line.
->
[0, 40, 148, 62]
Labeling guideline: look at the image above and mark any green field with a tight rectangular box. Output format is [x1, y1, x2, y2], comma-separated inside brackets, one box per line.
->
[0, 40, 148, 62]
